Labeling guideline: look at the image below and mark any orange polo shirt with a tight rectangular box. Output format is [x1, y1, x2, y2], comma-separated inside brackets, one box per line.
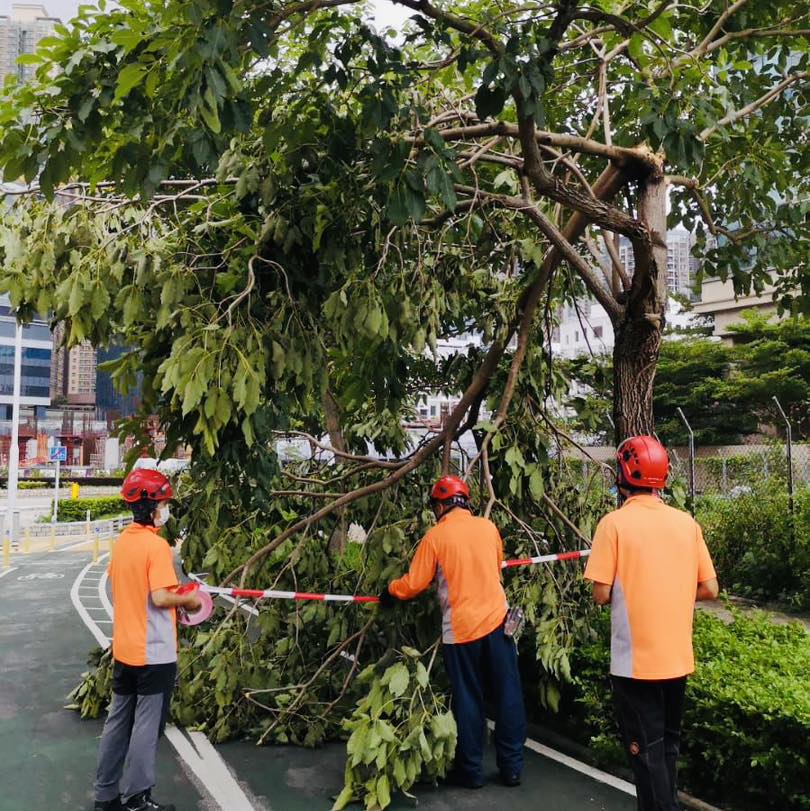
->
[108, 523, 179, 667]
[389, 508, 508, 644]
[584, 495, 716, 680]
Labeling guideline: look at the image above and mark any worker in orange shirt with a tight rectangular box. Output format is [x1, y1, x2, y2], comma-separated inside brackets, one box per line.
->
[380, 476, 526, 789]
[585, 436, 719, 811]
[93, 469, 202, 811]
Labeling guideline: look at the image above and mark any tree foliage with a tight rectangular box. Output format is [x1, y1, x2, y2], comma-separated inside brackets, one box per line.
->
[568, 313, 810, 444]
[0, 0, 808, 805]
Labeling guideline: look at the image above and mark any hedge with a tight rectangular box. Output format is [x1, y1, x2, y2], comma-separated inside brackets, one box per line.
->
[56, 497, 128, 522]
[569, 610, 810, 811]
[697, 485, 810, 609]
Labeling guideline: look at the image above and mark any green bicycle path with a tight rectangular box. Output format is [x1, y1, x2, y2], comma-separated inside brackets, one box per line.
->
[0, 548, 635, 810]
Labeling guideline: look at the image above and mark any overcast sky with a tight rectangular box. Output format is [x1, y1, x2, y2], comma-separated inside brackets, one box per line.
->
[2, 0, 413, 29]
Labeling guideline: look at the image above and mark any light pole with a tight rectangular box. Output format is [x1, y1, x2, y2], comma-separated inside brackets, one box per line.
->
[6, 320, 22, 544]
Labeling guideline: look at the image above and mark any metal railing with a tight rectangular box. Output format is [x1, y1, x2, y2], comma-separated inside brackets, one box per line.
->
[2, 515, 132, 567]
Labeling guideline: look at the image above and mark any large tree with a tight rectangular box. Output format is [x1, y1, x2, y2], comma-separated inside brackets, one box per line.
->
[0, 2, 807, 807]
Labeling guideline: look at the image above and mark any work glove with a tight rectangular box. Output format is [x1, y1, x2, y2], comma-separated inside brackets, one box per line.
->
[378, 587, 398, 608]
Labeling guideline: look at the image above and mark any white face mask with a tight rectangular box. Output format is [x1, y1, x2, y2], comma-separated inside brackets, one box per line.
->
[154, 503, 171, 527]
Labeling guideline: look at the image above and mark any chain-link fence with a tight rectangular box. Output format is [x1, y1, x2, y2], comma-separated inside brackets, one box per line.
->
[559, 403, 810, 521]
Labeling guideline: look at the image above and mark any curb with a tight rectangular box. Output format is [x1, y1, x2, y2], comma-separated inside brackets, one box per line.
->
[525, 721, 726, 811]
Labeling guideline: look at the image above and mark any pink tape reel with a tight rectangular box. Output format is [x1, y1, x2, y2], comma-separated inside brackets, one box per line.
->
[178, 588, 214, 626]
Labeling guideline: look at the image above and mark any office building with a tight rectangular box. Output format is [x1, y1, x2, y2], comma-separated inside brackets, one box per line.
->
[49, 323, 97, 408]
[0, 4, 58, 85]
[96, 344, 139, 418]
[0, 294, 52, 417]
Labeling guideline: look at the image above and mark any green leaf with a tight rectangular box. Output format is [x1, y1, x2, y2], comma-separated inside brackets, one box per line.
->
[114, 64, 148, 101]
[111, 28, 145, 54]
[475, 83, 506, 120]
[386, 662, 409, 698]
[200, 94, 222, 133]
[628, 33, 645, 63]
[331, 785, 355, 811]
[376, 774, 391, 808]
[415, 661, 429, 688]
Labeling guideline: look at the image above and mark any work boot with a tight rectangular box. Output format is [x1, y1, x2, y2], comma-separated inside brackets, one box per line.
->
[94, 800, 122, 811]
[499, 772, 522, 787]
[122, 791, 175, 811]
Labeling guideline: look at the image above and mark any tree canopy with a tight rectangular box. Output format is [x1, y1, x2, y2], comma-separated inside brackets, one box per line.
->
[0, 2, 807, 807]
[568, 313, 810, 445]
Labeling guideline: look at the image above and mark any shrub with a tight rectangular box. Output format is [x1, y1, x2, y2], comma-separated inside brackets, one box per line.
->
[18, 480, 49, 490]
[696, 485, 810, 609]
[572, 610, 810, 811]
[57, 496, 128, 522]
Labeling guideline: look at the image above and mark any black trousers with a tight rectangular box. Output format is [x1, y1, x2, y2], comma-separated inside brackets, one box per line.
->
[443, 623, 526, 783]
[611, 676, 687, 811]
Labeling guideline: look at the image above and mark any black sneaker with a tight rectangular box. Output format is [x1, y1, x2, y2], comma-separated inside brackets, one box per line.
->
[94, 800, 122, 811]
[123, 791, 175, 811]
[500, 772, 522, 787]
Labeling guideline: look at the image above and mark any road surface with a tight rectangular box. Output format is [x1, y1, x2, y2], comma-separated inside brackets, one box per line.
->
[0, 541, 637, 811]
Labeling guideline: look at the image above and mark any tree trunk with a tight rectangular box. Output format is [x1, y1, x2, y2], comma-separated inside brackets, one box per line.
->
[612, 166, 668, 444]
[612, 317, 661, 440]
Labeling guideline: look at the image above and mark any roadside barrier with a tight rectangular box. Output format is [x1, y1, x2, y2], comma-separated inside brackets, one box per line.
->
[1, 516, 131, 563]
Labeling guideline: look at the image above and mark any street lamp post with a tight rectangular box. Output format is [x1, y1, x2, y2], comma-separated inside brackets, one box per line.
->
[6, 320, 22, 544]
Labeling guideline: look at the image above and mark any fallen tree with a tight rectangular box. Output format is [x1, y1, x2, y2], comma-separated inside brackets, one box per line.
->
[0, 1, 806, 807]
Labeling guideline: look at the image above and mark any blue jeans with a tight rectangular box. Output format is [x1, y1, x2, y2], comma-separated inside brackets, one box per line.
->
[443, 622, 526, 783]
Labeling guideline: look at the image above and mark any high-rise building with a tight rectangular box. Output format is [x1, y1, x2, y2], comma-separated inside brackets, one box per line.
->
[49, 323, 97, 408]
[0, 295, 52, 417]
[666, 230, 694, 296]
[616, 230, 697, 297]
[0, 4, 58, 85]
[96, 344, 140, 418]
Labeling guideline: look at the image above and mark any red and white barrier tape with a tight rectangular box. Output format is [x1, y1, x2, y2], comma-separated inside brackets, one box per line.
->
[190, 549, 591, 605]
[200, 585, 379, 604]
[501, 549, 591, 569]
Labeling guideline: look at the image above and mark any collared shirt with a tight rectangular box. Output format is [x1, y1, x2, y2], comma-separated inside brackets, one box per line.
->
[389, 508, 508, 644]
[584, 494, 716, 680]
[108, 523, 179, 666]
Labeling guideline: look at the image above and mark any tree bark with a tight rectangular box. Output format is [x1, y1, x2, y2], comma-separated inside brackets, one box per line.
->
[612, 166, 668, 443]
[612, 318, 661, 440]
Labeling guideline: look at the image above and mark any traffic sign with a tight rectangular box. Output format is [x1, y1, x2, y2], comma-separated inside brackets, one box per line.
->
[49, 446, 67, 463]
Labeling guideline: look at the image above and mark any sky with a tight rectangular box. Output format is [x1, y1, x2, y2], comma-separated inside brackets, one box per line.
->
[1, 0, 413, 28]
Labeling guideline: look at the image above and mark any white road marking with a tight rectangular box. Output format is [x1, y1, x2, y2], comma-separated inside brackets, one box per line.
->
[70, 555, 111, 649]
[58, 538, 97, 552]
[164, 728, 257, 811]
[99, 569, 114, 620]
[0, 567, 18, 580]
[486, 720, 636, 796]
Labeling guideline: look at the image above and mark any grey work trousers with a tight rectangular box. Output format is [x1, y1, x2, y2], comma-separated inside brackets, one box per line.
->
[94, 661, 176, 803]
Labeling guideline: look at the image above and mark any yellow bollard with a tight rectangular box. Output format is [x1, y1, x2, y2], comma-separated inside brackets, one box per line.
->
[108, 537, 114, 555]
[22, 528, 31, 555]
[49, 525, 56, 551]
[93, 535, 99, 564]
[3, 538, 9, 569]
[71, 483, 80, 500]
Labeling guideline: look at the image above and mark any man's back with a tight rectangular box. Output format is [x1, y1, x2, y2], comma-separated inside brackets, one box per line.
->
[585, 495, 716, 679]
[109, 524, 178, 667]
[389, 508, 508, 643]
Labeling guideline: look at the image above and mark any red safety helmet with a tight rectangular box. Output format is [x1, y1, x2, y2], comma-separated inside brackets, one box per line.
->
[121, 469, 173, 503]
[430, 475, 470, 503]
[616, 436, 669, 489]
